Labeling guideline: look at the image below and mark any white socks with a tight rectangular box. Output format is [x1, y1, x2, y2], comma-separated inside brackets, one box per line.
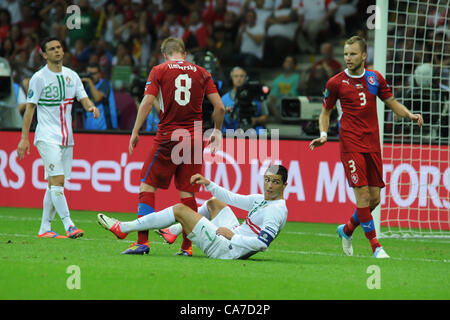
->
[38, 188, 56, 234]
[50, 185, 74, 231]
[121, 206, 176, 233]
[197, 201, 211, 220]
[168, 223, 182, 236]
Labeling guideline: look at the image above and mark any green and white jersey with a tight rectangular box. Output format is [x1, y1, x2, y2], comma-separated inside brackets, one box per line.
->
[205, 182, 288, 259]
[27, 65, 88, 146]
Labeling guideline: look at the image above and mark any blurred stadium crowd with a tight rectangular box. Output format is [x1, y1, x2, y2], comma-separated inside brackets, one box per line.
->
[0, 0, 447, 140]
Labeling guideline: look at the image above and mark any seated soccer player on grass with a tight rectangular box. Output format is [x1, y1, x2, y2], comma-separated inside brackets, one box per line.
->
[98, 165, 288, 259]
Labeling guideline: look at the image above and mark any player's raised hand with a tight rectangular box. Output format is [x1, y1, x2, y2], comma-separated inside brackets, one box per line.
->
[17, 138, 30, 160]
[129, 132, 139, 155]
[309, 136, 327, 150]
[89, 106, 100, 119]
[190, 173, 210, 186]
[409, 113, 424, 127]
[206, 128, 222, 156]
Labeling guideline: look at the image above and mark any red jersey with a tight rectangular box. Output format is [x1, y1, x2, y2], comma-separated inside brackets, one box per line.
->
[323, 69, 393, 153]
[144, 59, 218, 136]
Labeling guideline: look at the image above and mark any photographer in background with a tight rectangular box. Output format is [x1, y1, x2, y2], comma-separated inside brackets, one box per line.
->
[129, 76, 160, 133]
[193, 50, 225, 132]
[221, 66, 269, 134]
[80, 63, 118, 130]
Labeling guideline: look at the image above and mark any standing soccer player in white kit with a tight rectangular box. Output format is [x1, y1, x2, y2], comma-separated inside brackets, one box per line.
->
[17, 37, 100, 239]
[98, 165, 289, 260]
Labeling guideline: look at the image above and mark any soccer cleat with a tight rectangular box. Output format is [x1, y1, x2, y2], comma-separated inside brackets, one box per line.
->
[66, 225, 84, 239]
[97, 213, 128, 240]
[154, 228, 178, 244]
[373, 246, 390, 259]
[38, 231, 67, 239]
[174, 248, 192, 257]
[121, 242, 150, 255]
[337, 224, 353, 256]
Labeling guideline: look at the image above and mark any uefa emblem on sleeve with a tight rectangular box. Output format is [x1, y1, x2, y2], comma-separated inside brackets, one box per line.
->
[368, 76, 375, 85]
[351, 173, 359, 184]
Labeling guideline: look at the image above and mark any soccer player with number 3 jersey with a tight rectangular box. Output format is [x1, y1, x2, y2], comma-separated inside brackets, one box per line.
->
[17, 37, 100, 239]
[310, 36, 424, 258]
[122, 37, 226, 255]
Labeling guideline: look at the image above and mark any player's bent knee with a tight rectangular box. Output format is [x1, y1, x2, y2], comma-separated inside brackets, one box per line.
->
[206, 197, 227, 214]
[172, 203, 188, 214]
[172, 203, 194, 220]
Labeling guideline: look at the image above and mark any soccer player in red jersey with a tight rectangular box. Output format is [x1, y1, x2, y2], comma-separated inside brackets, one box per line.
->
[123, 37, 225, 255]
[310, 36, 423, 258]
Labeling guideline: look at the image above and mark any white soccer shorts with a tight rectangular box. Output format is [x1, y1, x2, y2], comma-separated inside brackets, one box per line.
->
[36, 141, 73, 180]
[187, 206, 240, 259]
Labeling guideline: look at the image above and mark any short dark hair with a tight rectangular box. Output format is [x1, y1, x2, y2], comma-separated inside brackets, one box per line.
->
[40, 37, 62, 53]
[265, 165, 288, 184]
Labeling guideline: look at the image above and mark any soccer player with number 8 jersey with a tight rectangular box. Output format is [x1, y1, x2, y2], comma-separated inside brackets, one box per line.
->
[310, 36, 424, 258]
[123, 37, 225, 255]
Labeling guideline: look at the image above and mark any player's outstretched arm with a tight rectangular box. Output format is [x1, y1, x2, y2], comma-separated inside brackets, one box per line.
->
[310, 107, 332, 150]
[207, 92, 226, 131]
[79, 97, 100, 119]
[17, 103, 36, 159]
[129, 94, 155, 155]
[206, 92, 225, 155]
[384, 97, 424, 127]
[193, 174, 256, 211]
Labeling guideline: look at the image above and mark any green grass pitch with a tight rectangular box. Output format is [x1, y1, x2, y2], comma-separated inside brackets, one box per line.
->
[0, 207, 448, 300]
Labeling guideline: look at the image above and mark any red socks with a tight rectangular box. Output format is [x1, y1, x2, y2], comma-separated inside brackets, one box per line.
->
[355, 206, 381, 253]
[343, 209, 359, 237]
[180, 197, 197, 251]
[137, 192, 155, 244]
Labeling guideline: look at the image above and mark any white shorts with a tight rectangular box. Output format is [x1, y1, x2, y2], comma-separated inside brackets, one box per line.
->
[187, 207, 240, 260]
[36, 141, 73, 180]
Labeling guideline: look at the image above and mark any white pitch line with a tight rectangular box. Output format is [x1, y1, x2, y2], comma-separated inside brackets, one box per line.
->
[285, 231, 450, 244]
[3, 215, 449, 244]
[276, 249, 450, 264]
[0, 232, 168, 246]
[1, 232, 448, 264]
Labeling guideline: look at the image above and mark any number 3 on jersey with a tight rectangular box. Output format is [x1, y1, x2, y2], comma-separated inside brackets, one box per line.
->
[174, 74, 191, 106]
[348, 160, 356, 173]
[359, 92, 366, 106]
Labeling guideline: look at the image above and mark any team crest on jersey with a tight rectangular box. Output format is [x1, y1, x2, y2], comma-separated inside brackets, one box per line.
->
[27, 89, 33, 98]
[367, 76, 376, 85]
[65, 76, 74, 87]
[351, 173, 359, 184]
[355, 83, 363, 89]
